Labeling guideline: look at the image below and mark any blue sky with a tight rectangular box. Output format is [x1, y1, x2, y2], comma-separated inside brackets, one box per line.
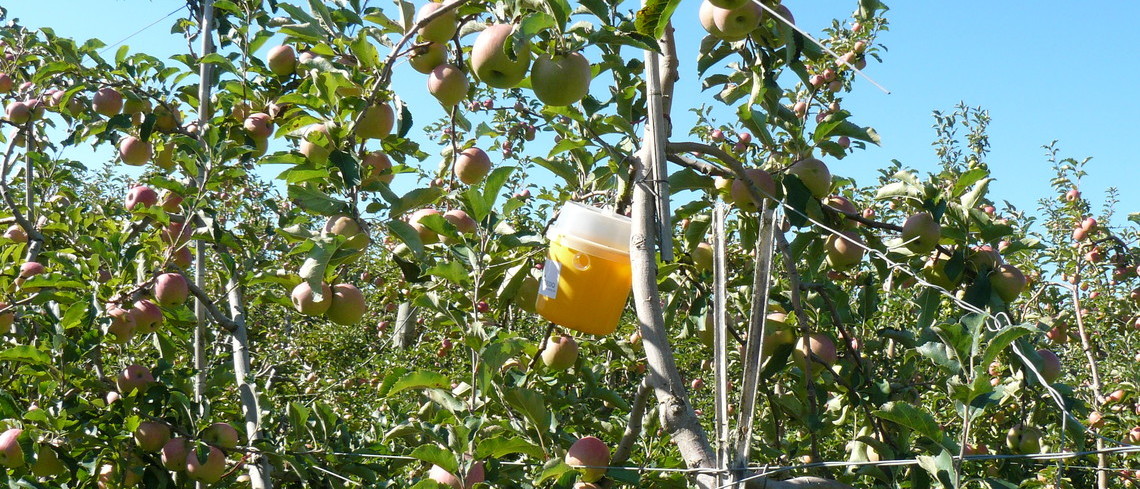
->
[9, 1, 1139, 227]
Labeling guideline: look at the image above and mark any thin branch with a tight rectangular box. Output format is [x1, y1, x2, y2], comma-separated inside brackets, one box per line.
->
[612, 376, 652, 465]
[185, 279, 238, 333]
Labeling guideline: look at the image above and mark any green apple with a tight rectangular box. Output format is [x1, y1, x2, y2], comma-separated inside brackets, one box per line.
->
[134, 421, 171, 452]
[327, 283, 366, 325]
[266, 45, 296, 76]
[416, 2, 458, 44]
[1005, 424, 1042, 454]
[357, 103, 393, 140]
[989, 264, 1026, 302]
[729, 168, 776, 212]
[105, 306, 136, 344]
[323, 214, 369, 251]
[0, 429, 24, 468]
[201, 422, 239, 450]
[470, 24, 531, 89]
[530, 52, 592, 106]
[787, 158, 832, 198]
[711, 1, 763, 42]
[825, 231, 864, 268]
[362, 151, 394, 186]
[541, 334, 579, 370]
[409, 43, 447, 74]
[901, 211, 940, 253]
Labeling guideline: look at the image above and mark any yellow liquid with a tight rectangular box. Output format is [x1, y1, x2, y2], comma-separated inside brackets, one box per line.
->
[535, 238, 632, 336]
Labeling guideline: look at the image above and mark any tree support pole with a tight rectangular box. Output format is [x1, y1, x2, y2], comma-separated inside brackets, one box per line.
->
[226, 278, 272, 488]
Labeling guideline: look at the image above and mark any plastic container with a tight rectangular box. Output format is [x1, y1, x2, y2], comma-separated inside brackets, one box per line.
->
[535, 202, 632, 336]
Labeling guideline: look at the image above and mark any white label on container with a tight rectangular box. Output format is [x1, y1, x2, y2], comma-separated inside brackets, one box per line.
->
[539, 258, 560, 299]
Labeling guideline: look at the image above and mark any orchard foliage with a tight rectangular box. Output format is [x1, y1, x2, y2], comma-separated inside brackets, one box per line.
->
[0, 1, 1136, 488]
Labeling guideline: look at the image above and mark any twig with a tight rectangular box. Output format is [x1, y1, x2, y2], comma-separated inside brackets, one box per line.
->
[612, 376, 652, 465]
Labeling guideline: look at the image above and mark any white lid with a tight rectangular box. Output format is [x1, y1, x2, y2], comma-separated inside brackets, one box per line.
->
[548, 201, 631, 252]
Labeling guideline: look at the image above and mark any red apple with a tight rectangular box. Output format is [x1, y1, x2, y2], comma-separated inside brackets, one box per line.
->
[443, 209, 477, 234]
[125, 185, 158, 210]
[201, 422, 239, 450]
[357, 103, 393, 140]
[793, 333, 838, 372]
[0, 428, 24, 468]
[243, 112, 273, 139]
[566, 436, 610, 483]
[131, 299, 164, 334]
[92, 87, 123, 116]
[105, 306, 137, 344]
[428, 64, 469, 107]
[989, 265, 1026, 302]
[825, 231, 864, 268]
[1036, 348, 1061, 383]
[134, 421, 171, 452]
[362, 151, 394, 185]
[409, 208, 442, 245]
[455, 147, 492, 185]
[116, 364, 155, 394]
[729, 168, 776, 212]
[291, 281, 332, 316]
[162, 437, 190, 471]
[119, 136, 153, 166]
[154, 272, 189, 307]
[185, 445, 227, 483]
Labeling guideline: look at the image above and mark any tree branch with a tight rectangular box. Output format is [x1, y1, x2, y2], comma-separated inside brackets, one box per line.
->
[185, 279, 238, 333]
[612, 376, 651, 466]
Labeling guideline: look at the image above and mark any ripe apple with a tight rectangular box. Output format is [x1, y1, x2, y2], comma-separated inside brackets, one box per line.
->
[292, 281, 332, 315]
[416, 2, 458, 43]
[185, 445, 227, 483]
[710, 1, 763, 42]
[1005, 424, 1042, 454]
[0, 428, 24, 468]
[125, 185, 158, 210]
[362, 151, 394, 186]
[566, 436, 610, 483]
[967, 245, 1002, 272]
[455, 147, 492, 185]
[4, 224, 27, 243]
[162, 437, 190, 471]
[470, 24, 532, 89]
[793, 333, 838, 373]
[171, 246, 193, 269]
[542, 334, 579, 370]
[729, 168, 776, 212]
[708, 0, 747, 9]
[134, 421, 171, 452]
[1035, 349, 1061, 383]
[154, 273, 189, 307]
[357, 103, 394, 140]
[5, 101, 30, 123]
[92, 87, 123, 116]
[201, 422, 239, 450]
[823, 195, 858, 226]
[116, 364, 155, 394]
[159, 190, 183, 213]
[531, 52, 592, 106]
[1088, 411, 1105, 429]
[1106, 389, 1127, 404]
[243, 112, 273, 139]
[428, 64, 469, 107]
[0, 73, 10, 93]
[443, 209, 477, 234]
[119, 136, 153, 166]
[787, 158, 832, 199]
[409, 43, 447, 74]
[1128, 426, 1140, 444]
[266, 45, 297, 76]
[327, 283, 366, 325]
[428, 465, 463, 489]
[105, 306, 137, 344]
[989, 264, 1026, 302]
[901, 212, 940, 253]
[692, 242, 714, 273]
[30, 443, 65, 477]
[825, 231, 864, 268]
[323, 214, 369, 251]
[410, 208, 442, 244]
[699, 1, 724, 38]
[1065, 188, 1080, 202]
[130, 300, 163, 334]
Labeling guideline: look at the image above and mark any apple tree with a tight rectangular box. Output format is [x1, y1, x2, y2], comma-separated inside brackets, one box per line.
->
[0, 0, 1137, 488]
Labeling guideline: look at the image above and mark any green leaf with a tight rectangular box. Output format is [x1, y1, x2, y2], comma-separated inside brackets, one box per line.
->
[916, 450, 958, 489]
[329, 150, 360, 188]
[473, 436, 545, 460]
[288, 185, 349, 215]
[959, 177, 991, 209]
[634, 0, 681, 40]
[409, 445, 458, 475]
[0, 346, 50, 364]
[481, 166, 516, 213]
[299, 238, 336, 299]
[504, 388, 551, 432]
[875, 401, 943, 443]
[979, 324, 1035, 377]
[391, 187, 444, 218]
[386, 370, 450, 396]
[426, 261, 469, 284]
